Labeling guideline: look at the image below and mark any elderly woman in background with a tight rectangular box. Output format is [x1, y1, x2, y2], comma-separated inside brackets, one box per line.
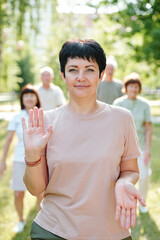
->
[114, 72, 152, 213]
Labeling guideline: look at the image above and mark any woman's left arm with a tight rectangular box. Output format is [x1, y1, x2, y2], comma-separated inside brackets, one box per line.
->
[115, 159, 146, 230]
[144, 122, 152, 165]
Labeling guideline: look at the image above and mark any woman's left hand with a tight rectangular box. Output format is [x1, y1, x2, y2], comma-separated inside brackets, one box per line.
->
[115, 179, 146, 230]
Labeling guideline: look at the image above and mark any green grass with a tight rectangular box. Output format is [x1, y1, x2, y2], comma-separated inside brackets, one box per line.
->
[131, 123, 160, 239]
[0, 120, 160, 240]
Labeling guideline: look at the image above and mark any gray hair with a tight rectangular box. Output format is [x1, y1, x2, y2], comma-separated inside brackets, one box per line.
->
[40, 66, 54, 77]
[106, 56, 118, 69]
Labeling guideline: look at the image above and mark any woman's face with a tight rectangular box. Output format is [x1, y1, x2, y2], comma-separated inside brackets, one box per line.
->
[61, 58, 104, 100]
[126, 83, 140, 99]
[22, 93, 38, 110]
[105, 64, 114, 77]
[41, 71, 52, 88]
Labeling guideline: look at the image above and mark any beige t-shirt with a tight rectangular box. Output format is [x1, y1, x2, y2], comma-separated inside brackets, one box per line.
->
[35, 103, 141, 240]
[37, 83, 66, 111]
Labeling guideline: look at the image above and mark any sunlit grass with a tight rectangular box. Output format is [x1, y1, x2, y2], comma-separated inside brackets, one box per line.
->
[132, 123, 160, 239]
[151, 106, 160, 116]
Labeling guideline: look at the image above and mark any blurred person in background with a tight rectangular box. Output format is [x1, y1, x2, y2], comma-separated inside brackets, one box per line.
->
[97, 56, 123, 104]
[36, 66, 66, 111]
[114, 72, 152, 213]
[0, 84, 42, 233]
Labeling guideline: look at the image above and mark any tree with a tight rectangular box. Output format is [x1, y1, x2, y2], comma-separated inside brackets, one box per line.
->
[88, 0, 160, 88]
[97, 0, 160, 66]
[16, 49, 35, 92]
[0, 0, 41, 92]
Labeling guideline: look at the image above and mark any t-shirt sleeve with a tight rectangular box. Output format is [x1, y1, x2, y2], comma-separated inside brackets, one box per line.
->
[121, 112, 141, 161]
[144, 103, 152, 123]
[7, 114, 18, 131]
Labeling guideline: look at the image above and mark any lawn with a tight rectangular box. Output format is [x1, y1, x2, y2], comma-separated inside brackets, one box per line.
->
[0, 119, 160, 240]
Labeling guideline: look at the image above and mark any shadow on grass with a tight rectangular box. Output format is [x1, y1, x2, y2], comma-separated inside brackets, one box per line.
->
[12, 205, 37, 240]
[132, 212, 160, 240]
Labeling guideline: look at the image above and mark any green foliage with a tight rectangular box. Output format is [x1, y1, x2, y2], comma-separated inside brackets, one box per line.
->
[0, 0, 41, 92]
[0, 0, 41, 39]
[0, 49, 13, 92]
[99, 0, 160, 65]
[89, 0, 160, 88]
[1, 0, 160, 92]
[16, 49, 35, 92]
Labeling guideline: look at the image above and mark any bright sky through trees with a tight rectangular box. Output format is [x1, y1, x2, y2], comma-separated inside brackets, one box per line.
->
[57, 0, 123, 14]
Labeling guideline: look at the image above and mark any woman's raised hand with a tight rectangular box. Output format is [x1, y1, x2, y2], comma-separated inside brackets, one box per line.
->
[21, 107, 52, 161]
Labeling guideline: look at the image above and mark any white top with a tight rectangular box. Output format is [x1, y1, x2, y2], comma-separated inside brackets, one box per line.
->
[7, 110, 28, 163]
[36, 83, 66, 111]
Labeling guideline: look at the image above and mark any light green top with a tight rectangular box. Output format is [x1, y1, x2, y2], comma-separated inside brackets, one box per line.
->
[113, 95, 152, 150]
[97, 79, 123, 105]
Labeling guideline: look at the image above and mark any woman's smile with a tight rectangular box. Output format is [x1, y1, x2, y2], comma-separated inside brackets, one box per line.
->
[74, 84, 90, 88]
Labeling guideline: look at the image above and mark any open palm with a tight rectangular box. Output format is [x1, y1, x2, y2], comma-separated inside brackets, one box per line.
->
[22, 107, 52, 161]
[115, 180, 146, 230]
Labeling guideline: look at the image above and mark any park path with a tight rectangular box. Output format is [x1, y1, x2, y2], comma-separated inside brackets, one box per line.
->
[0, 104, 20, 121]
[0, 101, 160, 123]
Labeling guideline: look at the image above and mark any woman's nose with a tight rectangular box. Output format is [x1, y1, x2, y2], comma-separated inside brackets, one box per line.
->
[77, 71, 86, 81]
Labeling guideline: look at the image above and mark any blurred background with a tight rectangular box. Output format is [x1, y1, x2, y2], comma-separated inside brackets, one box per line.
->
[0, 1, 160, 240]
[0, 0, 160, 97]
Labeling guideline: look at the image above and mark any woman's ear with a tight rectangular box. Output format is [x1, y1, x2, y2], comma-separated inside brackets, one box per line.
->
[61, 72, 66, 83]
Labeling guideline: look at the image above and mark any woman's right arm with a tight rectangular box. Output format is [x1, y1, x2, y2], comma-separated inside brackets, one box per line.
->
[23, 155, 48, 196]
[22, 107, 52, 196]
[0, 131, 15, 177]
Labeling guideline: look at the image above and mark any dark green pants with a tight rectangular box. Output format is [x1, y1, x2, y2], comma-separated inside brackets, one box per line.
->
[31, 221, 132, 240]
[30, 222, 66, 240]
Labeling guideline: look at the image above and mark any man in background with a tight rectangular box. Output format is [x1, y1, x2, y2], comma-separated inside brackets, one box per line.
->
[97, 56, 123, 104]
[36, 66, 66, 111]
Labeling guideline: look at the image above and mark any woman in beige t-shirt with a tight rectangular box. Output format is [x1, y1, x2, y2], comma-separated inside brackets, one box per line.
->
[22, 39, 146, 240]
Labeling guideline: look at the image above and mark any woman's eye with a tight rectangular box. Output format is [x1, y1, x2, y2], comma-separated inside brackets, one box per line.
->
[87, 69, 94, 72]
[69, 69, 77, 72]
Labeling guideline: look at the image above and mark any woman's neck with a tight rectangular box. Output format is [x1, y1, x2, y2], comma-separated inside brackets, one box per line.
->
[127, 95, 137, 100]
[43, 83, 50, 89]
[105, 75, 113, 82]
[68, 97, 100, 115]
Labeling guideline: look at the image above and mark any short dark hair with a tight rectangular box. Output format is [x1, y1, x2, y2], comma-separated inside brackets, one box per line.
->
[122, 72, 142, 93]
[59, 39, 106, 77]
[20, 84, 41, 109]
